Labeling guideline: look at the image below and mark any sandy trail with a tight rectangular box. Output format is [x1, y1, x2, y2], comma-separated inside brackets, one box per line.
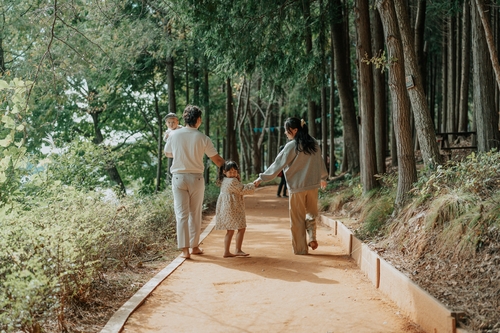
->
[122, 185, 420, 333]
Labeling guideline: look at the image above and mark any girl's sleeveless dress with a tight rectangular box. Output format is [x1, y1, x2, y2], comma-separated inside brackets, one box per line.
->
[215, 178, 255, 230]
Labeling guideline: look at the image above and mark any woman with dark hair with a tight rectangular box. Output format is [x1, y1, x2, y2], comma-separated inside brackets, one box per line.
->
[164, 105, 225, 259]
[254, 117, 328, 255]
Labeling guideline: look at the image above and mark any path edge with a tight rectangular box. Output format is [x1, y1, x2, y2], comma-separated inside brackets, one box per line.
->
[99, 216, 216, 333]
[321, 215, 468, 333]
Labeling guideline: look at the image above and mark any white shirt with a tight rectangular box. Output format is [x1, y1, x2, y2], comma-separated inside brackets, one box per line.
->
[164, 127, 218, 174]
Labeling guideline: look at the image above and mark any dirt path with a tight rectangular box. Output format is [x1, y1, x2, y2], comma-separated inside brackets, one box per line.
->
[122, 185, 422, 333]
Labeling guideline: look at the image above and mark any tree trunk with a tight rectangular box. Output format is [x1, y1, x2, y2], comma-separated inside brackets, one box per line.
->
[319, 0, 328, 166]
[90, 111, 126, 194]
[355, 0, 378, 194]
[202, 61, 211, 183]
[331, 0, 360, 175]
[393, 0, 442, 167]
[302, 0, 317, 138]
[166, 56, 176, 114]
[440, 23, 448, 133]
[471, 0, 500, 152]
[458, 0, 471, 133]
[371, 5, 387, 174]
[474, 0, 500, 91]
[446, 15, 456, 143]
[414, 0, 426, 88]
[193, 57, 200, 106]
[226, 78, 239, 163]
[377, 0, 417, 208]
[0, 38, 5, 74]
[153, 77, 163, 193]
[329, 21, 337, 176]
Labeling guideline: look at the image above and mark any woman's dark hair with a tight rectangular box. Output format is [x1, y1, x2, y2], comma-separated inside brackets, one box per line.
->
[183, 105, 202, 126]
[216, 160, 240, 186]
[284, 117, 318, 155]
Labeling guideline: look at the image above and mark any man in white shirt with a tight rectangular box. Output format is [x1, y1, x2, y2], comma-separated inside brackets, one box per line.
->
[164, 105, 225, 259]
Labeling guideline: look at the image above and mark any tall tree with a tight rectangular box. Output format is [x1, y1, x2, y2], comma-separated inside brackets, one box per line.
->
[377, 0, 417, 207]
[393, 0, 442, 167]
[331, 0, 360, 175]
[355, 0, 378, 193]
[371, 4, 387, 175]
[471, 0, 500, 152]
[458, 0, 471, 133]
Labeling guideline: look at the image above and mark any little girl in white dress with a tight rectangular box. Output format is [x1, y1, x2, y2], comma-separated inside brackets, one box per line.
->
[215, 161, 255, 258]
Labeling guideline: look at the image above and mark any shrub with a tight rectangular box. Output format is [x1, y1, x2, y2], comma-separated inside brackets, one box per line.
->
[0, 188, 176, 332]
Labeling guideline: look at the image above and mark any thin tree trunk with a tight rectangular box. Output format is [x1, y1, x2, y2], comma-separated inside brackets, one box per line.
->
[377, 0, 417, 208]
[153, 77, 163, 193]
[393, 0, 442, 167]
[329, 13, 337, 176]
[226, 78, 239, 163]
[302, 0, 317, 138]
[320, 0, 328, 166]
[331, 0, 360, 174]
[414, 0, 426, 87]
[474, 0, 500, 91]
[446, 15, 456, 143]
[371, 4, 387, 174]
[356, 0, 378, 193]
[203, 62, 210, 183]
[166, 56, 176, 114]
[440, 23, 448, 134]
[471, 0, 500, 152]
[90, 111, 126, 194]
[458, 0, 471, 133]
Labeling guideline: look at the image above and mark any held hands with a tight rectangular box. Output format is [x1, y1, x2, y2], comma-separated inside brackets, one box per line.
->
[320, 180, 327, 190]
[253, 179, 261, 187]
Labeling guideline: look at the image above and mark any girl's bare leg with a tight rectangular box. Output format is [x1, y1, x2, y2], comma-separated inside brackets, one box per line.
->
[235, 228, 250, 256]
[223, 230, 236, 258]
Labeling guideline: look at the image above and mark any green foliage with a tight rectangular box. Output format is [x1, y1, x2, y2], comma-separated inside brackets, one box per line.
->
[204, 182, 221, 211]
[414, 151, 500, 202]
[0, 188, 176, 332]
[355, 191, 395, 240]
[43, 138, 122, 191]
[0, 78, 31, 208]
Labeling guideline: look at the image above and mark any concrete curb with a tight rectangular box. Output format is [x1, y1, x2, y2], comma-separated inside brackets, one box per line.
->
[321, 215, 469, 333]
[99, 217, 217, 333]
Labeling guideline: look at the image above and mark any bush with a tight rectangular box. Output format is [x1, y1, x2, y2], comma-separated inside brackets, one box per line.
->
[0, 188, 176, 332]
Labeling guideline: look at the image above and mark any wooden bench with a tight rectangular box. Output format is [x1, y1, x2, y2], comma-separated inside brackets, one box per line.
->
[435, 131, 476, 159]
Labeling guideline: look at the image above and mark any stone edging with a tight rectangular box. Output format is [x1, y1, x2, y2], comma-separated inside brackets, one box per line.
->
[321, 215, 468, 333]
[99, 217, 217, 333]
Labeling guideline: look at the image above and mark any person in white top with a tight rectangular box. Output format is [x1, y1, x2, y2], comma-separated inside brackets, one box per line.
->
[164, 105, 225, 259]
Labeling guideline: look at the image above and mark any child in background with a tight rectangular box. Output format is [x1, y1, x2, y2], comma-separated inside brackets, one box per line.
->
[215, 161, 255, 258]
[163, 113, 183, 181]
[163, 112, 183, 141]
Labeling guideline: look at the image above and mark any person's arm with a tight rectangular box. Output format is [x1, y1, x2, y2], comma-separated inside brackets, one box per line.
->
[209, 154, 225, 168]
[165, 152, 173, 158]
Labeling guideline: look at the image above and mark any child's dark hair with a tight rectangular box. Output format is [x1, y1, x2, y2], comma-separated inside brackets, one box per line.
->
[284, 117, 318, 155]
[216, 160, 240, 186]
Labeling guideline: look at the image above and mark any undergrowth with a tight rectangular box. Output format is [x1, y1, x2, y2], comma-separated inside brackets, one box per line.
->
[323, 150, 500, 258]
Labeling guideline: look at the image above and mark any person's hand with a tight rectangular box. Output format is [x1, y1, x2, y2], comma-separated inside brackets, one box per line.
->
[253, 179, 261, 187]
[320, 180, 327, 190]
